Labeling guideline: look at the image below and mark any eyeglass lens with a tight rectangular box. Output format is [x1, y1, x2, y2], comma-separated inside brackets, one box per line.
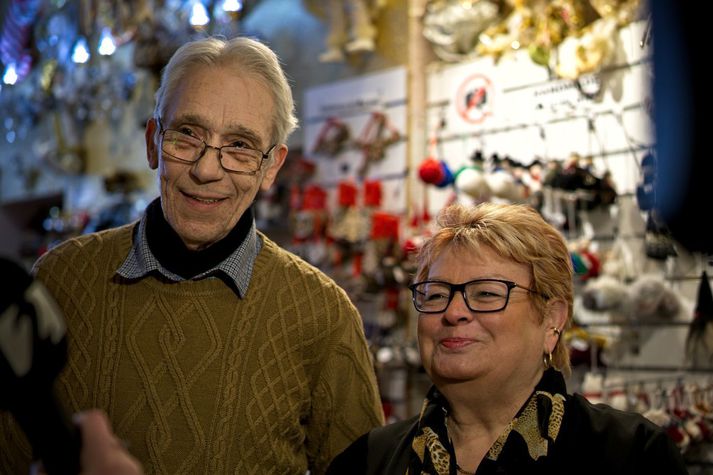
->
[412, 280, 513, 313]
[162, 130, 263, 173]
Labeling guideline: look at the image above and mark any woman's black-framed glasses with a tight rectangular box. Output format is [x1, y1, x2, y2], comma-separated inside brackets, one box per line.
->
[408, 279, 538, 314]
[157, 118, 276, 175]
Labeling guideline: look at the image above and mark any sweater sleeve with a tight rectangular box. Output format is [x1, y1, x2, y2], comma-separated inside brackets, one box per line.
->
[305, 287, 385, 474]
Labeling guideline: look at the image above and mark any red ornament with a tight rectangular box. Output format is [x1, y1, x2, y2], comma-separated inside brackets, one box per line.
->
[338, 181, 358, 207]
[370, 212, 400, 240]
[364, 180, 382, 207]
[302, 185, 327, 210]
[418, 157, 445, 185]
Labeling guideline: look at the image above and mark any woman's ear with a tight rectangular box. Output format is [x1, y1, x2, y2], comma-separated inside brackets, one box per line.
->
[145, 118, 159, 170]
[547, 299, 568, 328]
[545, 299, 568, 352]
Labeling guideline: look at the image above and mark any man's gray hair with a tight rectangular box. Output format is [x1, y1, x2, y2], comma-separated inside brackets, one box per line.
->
[153, 36, 299, 145]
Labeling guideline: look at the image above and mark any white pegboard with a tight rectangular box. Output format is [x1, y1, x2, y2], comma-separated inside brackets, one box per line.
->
[302, 66, 408, 215]
[423, 19, 654, 215]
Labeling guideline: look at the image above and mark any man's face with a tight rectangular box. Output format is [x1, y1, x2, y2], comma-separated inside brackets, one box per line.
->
[145, 65, 287, 250]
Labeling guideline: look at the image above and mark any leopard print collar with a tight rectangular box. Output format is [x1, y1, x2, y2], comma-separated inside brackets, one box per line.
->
[408, 369, 567, 474]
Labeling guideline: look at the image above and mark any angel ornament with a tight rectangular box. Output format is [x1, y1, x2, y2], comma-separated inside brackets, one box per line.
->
[319, 0, 384, 62]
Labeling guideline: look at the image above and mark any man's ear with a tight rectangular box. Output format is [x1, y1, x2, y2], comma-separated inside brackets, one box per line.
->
[145, 118, 159, 170]
[259, 144, 288, 192]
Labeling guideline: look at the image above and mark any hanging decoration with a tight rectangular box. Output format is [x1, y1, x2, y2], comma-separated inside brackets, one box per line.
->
[312, 116, 351, 156]
[555, 13, 618, 80]
[555, 0, 644, 81]
[685, 272, 713, 369]
[132, 15, 183, 77]
[421, 0, 500, 62]
[473, 0, 643, 79]
[528, 0, 596, 67]
[643, 210, 677, 261]
[330, 180, 370, 278]
[49, 109, 87, 175]
[636, 152, 656, 211]
[454, 150, 490, 202]
[354, 111, 401, 178]
[589, 0, 642, 27]
[288, 183, 329, 266]
[483, 154, 527, 203]
[0, 0, 42, 84]
[538, 152, 617, 237]
[0, 0, 252, 155]
[417, 129, 454, 189]
[317, 0, 384, 63]
[418, 157, 445, 186]
[362, 210, 401, 288]
[580, 272, 682, 360]
[363, 179, 382, 207]
[362, 186, 398, 290]
[477, 0, 539, 61]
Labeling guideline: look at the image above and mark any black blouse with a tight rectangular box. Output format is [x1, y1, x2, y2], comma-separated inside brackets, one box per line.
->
[327, 368, 688, 475]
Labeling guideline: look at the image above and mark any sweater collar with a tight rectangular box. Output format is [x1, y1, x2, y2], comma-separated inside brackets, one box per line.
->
[116, 198, 261, 297]
[145, 198, 253, 279]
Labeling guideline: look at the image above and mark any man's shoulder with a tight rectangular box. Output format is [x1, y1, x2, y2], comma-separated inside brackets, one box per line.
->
[256, 233, 357, 312]
[258, 232, 338, 284]
[33, 223, 136, 274]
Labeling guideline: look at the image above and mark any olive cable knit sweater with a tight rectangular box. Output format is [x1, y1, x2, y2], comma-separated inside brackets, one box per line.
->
[0, 223, 384, 474]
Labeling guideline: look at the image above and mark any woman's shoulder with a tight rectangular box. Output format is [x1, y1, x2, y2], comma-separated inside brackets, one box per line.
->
[368, 415, 420, 443]
[328, 416, 420, 475]
[559, 393, 687, 473]
[567, 393, 663, 436]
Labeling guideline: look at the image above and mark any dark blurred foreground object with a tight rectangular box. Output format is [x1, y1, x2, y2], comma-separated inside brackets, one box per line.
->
[0, 257, 80, 474]
[685, 271, 713, 368]
[0, 193, 63, 261]
[652, 0, 712, 254]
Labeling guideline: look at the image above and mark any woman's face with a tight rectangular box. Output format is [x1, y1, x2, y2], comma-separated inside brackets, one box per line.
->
[417, 244, 548, 387]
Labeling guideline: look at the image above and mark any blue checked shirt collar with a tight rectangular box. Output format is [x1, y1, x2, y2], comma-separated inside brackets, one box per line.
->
[117, 211, 262, 297]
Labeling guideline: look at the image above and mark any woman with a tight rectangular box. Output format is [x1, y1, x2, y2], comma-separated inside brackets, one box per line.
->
[328, 202, 687, 474]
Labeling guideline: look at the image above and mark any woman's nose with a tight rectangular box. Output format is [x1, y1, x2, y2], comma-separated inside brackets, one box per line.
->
[442, 291, 474, 324]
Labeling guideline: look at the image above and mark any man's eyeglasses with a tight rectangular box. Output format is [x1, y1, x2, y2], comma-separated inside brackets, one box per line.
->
[157, 118, 276, 175]
[408, 279, 538, 314]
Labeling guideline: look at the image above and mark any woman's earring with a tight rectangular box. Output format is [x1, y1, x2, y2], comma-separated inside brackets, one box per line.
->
[544, 327, 560, 368]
